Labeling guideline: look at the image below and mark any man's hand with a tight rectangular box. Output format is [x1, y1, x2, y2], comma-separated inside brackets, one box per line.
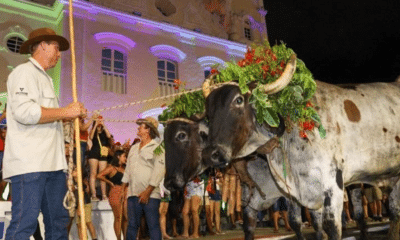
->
[138, 186, 155, 204]
[64, 102, 87, 120]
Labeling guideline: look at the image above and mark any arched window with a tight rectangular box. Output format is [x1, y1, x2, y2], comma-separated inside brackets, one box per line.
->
[157, 59, 178, 96]
[6, 36, 24, 53]
[101, 48, 127, 94]
[150, 45, 186, 97]
[94, 32, 136, 94]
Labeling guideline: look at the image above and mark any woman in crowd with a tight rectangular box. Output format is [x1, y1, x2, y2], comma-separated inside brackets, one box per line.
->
[182, 176, 203, 238]
[88, 116, 111, 201]
[73, 168, 98, 240]
[221, 165, 242, 229]
[97, 150, 128, 240]
[159, 179, 172, 239]
[78, 115, 96, 172]
[208, 169, 223, 234]
[272, 197, 292, 233]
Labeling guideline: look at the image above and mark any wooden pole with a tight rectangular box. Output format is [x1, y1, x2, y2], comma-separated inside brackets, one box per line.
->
[68, 0, 87, 239]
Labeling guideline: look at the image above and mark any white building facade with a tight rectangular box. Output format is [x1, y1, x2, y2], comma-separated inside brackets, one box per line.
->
[0, 0, 268, 142]
[0, 0, 267, 239]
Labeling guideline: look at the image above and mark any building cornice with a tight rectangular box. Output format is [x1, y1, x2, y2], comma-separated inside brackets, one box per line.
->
[0, 0, 64, 25]
[59, 0, 246, 57]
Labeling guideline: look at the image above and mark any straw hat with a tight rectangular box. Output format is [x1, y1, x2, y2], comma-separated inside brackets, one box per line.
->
[19, 28, 69, 54]
[136, 117, 160, 138]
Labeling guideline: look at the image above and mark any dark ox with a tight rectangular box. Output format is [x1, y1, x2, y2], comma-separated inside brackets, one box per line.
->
[203, 79, 400, 239]
[163, 118, 208, 191]
[162, 118, 325, 240]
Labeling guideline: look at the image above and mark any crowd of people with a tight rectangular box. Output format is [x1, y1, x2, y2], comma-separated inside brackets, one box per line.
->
[0, 27, 393, 240]
[1, 109, 391, 240]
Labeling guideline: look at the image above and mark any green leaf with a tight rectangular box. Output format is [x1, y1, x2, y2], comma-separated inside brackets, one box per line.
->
[264, 108, 280, 127]
[318, 125, 326, 139]
[154, 141, 165, 156]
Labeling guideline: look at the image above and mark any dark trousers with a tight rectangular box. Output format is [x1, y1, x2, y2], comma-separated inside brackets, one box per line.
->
[127, 196, 161, 240]
[5, 170, 69, 240]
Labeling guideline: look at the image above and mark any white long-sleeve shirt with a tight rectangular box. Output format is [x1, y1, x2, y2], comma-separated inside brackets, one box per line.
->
[122, 139, 165, 199]
[3, 58, 67, 179]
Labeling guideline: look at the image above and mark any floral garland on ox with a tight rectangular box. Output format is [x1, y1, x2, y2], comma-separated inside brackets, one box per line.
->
[158, 40, 326, 140]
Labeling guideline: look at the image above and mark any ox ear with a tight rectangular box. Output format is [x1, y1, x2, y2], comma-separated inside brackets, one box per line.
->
[247, 81, 258, 91]
[190, 111, 206, 121]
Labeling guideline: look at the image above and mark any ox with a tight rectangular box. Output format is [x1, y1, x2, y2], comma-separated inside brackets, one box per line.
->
[163, 118, 325, 240]
[201, 57, 400, 239]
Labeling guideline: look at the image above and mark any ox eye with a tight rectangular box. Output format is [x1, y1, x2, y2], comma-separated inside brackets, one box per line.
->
[235, 96, 244, 105]
[176, 132, 187, 141]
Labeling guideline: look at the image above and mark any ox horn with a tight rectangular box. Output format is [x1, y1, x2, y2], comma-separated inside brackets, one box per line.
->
[202, 74, 217, 98]
[262, 54, 297, 94]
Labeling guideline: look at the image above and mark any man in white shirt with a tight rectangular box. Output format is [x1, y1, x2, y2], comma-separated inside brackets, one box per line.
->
[122, 117, 165, 240]
[4, 28, 86, 240]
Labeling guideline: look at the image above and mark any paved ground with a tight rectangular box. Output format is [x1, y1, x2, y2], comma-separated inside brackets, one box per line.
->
[180, 219, 391, 240]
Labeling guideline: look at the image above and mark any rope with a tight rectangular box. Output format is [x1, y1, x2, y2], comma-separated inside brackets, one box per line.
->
[86, 82, 230, 115]
[68, 0, 87, 238]
[87, 87, 203, 115]
[63, 122, 76, 211]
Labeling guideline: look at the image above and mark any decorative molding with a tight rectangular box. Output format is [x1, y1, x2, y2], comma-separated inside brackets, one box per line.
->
[149, 44, 186, 63]
[93, 32, 136, 52]
[59, 0, 246, 56]
[226, 44, 246, 58]
[196, 56, 226, 69]
[257, 8, 267, 17]
[0, 0, 64, 25]
[9, 25, 25, 35]
[138, 107, 166, 119]
[176, 32, 196, 45]
[246, 15, 265, 34]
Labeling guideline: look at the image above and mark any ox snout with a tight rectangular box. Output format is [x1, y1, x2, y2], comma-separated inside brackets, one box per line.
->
[164, 176, 185, 192]
[202, 146, 229, 168]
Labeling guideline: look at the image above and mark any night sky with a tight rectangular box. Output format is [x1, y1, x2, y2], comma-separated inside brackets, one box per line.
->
[263, 1, 400, 84]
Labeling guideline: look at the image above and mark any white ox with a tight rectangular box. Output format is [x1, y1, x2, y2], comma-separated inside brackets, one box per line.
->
[202, 68, 400, 239]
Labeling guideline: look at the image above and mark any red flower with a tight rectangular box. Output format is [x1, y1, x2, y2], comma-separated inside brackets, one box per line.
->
[301, 121, 315, 131]
[211, 69, 219, 74]
[306, 102, 313, 107]
[238, 60, 246, 67]
[174, 79, 182, 90]
[174, 79, 182, 85]
[299, 130, 308, 139]
[271, 54, 277, 61]
[262, 65, 269, 72]
[270, 71, 276, 77]
[280, 60, 285, 68]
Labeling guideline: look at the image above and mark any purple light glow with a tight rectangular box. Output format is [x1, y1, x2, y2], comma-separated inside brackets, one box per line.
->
[196, 56, 226, 69]
[149, 45, 186, 63]
[59, 0, 247, 56]
[93, 32, 136, 51]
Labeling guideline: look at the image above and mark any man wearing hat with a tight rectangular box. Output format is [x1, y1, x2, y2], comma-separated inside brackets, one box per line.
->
[122, 117, 165, 240]
[4, 28, 87, 240]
